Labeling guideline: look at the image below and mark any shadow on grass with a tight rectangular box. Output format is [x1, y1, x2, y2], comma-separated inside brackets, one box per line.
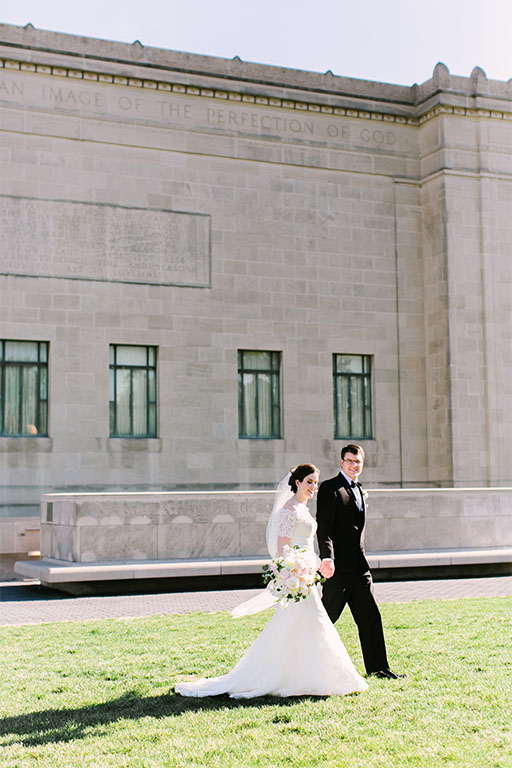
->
[0, 689, 323, 747]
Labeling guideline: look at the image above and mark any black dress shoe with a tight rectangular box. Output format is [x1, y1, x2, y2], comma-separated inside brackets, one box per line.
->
[370, 669, 406, 679]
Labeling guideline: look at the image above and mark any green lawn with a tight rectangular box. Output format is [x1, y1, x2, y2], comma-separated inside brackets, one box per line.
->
[1, 597, 510, 768]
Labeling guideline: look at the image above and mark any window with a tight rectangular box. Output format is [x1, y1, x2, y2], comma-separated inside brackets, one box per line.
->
[238, 350, 281, 438]
[0, 341, 48, 437]
[109, 345, 157, 437]
[333, 354, 372, 439]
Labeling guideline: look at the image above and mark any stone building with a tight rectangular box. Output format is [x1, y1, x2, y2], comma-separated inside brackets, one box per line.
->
[0, 24, 511, 572]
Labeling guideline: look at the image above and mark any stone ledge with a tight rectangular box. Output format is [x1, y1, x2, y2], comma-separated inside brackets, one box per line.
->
[14, 556, 269, 582]
[367, 547, 512, 568]
[14, 547, 512, 584]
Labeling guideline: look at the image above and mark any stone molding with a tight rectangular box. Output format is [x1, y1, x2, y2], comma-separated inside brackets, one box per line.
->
[418, 103, 512, 124]
[2, 55, 512, 128]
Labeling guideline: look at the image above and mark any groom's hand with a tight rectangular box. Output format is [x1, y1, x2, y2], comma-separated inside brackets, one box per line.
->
[319, 559, 335, 578]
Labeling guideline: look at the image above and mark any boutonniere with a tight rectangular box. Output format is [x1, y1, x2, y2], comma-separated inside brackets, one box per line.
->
[362, 489, 368, 503]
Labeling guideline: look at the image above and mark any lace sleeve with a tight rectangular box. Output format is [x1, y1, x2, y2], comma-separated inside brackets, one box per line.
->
[277, 508, 296, 538]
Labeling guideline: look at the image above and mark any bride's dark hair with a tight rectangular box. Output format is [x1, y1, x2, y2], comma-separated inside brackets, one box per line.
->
[288, 463, 319, 492]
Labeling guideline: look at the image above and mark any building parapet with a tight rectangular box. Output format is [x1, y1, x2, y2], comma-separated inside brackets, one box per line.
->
[1, 24, 511, 122]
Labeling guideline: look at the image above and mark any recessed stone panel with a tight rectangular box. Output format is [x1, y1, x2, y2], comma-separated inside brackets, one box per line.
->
[0, 195, 210, 288]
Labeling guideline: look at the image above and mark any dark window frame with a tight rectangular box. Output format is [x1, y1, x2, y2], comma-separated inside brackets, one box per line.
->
[238, 350, 281, 439]
[109, 345, 157, 438]
[0, 340, 49, 437]
[333, 353, 373, 440]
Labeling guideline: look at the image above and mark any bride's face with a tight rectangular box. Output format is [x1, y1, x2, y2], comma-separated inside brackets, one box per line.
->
[295, 472, 319, 502]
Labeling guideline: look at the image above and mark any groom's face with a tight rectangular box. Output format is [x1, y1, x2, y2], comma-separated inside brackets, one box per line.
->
[340, 452, 364, 482]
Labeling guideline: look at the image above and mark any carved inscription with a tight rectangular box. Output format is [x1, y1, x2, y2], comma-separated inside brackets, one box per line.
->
[0, 197, 210, 287]
[41, 84, 106, 108]
[205, 107, 314, 135]
[0, 70, 407, 151]
[0, 78, 24, 97]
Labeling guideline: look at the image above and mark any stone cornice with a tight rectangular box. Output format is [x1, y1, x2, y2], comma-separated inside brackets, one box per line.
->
[2, 55, 512, 127]
[418, 104, 512, 124]
[0, 23, 415, 106]
[1, 22, 511, 109]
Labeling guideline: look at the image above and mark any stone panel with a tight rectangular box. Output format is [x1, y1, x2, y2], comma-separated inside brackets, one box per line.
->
[78, 524, 158, 562]
[239, 521, 268, 556]
[0, 196, 210, 288]
[157, 522, 239, 558]
[52, 525, 79, 562]
[420, 174, 453, 484]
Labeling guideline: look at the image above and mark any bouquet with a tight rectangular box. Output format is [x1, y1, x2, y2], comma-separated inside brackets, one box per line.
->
[262, 545, 324, 606]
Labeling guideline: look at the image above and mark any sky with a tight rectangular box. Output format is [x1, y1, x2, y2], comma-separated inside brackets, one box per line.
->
[1, 0, 511, 87]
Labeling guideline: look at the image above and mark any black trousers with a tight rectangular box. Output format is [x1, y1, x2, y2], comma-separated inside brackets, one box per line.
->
[321, 570, 389, 674]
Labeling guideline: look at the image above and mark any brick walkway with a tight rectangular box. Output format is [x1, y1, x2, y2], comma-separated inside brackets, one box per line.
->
[0, 576, 510, 627]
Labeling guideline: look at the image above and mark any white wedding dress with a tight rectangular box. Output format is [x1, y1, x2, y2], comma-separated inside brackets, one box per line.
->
[175, 503, 368, 699]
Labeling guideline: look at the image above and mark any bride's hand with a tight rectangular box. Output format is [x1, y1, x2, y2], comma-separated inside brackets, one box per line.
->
[319, 559, 335, 578]
[277, 536, 291, 556]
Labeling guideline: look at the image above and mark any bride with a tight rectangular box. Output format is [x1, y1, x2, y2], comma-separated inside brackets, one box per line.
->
[175, 464, 368, 698]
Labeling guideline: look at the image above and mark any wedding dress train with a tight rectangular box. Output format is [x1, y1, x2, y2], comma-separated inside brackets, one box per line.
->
[175, 503, 368, 699]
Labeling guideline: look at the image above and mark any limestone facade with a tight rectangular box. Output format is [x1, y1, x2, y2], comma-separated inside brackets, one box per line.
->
[0, 24, 511, 550]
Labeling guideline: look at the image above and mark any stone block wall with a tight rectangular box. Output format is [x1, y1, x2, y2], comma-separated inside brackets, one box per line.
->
[0, 25, 511, 548]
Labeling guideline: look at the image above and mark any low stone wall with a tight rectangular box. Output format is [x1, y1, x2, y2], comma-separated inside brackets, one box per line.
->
[0, 516, 40, 579]
[364, 488, 512, 551]
[37, 487, 512, 563]
[40, 491, 273, 562]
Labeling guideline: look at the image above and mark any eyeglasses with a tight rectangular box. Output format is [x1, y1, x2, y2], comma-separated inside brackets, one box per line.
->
[342, 459, 363, 466]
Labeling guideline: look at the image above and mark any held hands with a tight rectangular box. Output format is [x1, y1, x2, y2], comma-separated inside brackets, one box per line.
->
[319, 559, 335, 579]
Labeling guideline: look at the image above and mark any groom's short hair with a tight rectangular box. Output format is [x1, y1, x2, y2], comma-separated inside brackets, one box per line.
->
[341, 444, 365, 460]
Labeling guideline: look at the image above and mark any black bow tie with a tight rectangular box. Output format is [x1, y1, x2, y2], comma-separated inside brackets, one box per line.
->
[350, 481, 358, 488]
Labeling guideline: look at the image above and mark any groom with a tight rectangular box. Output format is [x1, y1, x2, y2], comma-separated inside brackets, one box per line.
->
[316, 444, 403, 679]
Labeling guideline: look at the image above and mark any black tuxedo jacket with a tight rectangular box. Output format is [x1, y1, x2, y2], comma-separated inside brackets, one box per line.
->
[316, 472, 370, 575]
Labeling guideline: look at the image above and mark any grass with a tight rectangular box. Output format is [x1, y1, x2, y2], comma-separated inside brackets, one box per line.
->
[0, 597, 510, 768]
